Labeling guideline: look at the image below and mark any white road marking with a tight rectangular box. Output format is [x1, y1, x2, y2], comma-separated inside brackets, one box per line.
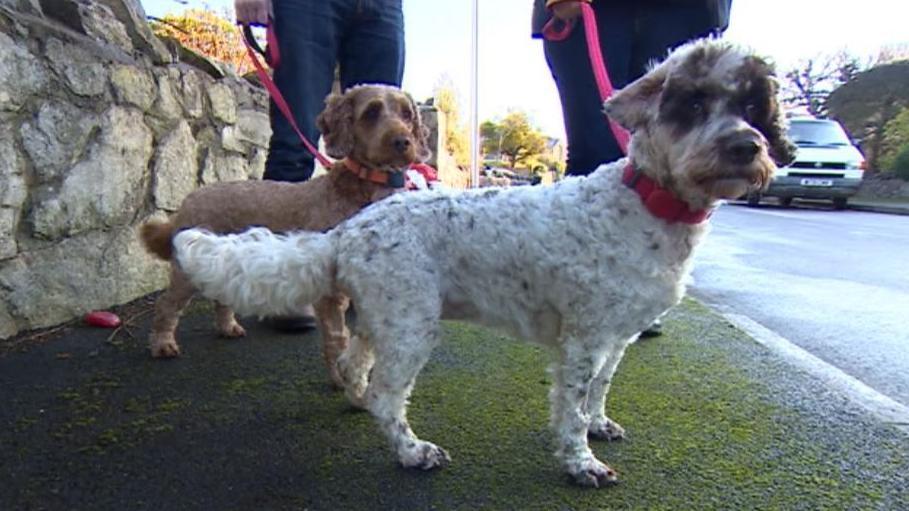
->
[718, 310, 909, 434]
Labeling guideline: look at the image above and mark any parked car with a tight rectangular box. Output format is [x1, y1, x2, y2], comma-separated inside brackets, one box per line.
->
[746, 117, 865, 209]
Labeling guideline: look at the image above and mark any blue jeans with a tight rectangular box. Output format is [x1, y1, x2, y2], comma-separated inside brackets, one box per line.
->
[265, 0, 405, 182]
[543, 1, 720, 176]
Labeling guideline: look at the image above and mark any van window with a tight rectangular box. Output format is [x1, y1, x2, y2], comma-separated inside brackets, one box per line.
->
[788, 121, 851, 146]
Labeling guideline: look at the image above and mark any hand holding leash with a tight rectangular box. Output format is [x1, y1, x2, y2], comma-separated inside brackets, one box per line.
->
[542, 2, 630, 155]
[234, 0, 271, 26]
[240, 16, 329, 167]
[550, 0, 583, 22]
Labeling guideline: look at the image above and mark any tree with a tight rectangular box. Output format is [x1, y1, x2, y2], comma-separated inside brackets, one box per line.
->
[873, 43, 909, 66]
[480, 111, 547, 169]
[149, 8, 252, 74]
[783, 51, 869, 117]
[433, 78, 470, 167]
[827, 60, 909, 172]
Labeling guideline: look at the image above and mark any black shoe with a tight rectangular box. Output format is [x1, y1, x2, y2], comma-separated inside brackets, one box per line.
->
[639, 319, 663, 338]
[264, 315, 317, 333]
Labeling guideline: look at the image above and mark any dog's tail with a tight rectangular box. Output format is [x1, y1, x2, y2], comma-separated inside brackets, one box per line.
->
[172, 227, 336, 318]
[140, 220, 176, 260]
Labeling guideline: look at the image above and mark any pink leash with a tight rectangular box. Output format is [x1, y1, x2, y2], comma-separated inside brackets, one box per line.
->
[241, 23, 333, 169]
[542, 3, 630, 155]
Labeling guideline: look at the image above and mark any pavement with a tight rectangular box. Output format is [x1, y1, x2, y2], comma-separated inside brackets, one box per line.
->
[2, 294, 907, 510]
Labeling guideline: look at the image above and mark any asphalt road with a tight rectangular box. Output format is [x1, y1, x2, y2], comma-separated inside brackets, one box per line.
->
[691, 201, 909, 407]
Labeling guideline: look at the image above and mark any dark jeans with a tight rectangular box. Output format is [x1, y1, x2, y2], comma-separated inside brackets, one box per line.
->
[543, 1, 720, 176]
[265, 0, 405, 182]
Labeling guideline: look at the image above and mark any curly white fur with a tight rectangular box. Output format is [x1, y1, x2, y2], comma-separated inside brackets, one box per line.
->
[173, 39, 789, 487]
[174, 228, 334, 318]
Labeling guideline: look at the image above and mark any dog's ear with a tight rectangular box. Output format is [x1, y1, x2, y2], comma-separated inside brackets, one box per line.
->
[760, 78, 796, 167]
[317, 90, 355, 158]
[603, 65, 668, 131]
[407, 93, 432, 162]
[738, 57, 797, 167]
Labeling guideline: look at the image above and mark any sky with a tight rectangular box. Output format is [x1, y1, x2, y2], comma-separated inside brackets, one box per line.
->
[143, 0, 909, 141]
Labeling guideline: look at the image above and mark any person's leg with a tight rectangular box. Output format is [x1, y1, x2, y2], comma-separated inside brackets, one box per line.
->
[266, 0, 342, 182]
[542, 1, 634, 176]
[337, 0, 405, 89]
[630, 4, 718, 79]
[262, 0, 346, 331]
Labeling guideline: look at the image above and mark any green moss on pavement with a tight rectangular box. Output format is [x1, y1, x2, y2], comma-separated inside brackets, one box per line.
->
[1, 298, 906, 510]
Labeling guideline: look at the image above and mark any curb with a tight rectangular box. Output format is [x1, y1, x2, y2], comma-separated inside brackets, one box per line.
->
[711, 307, 909, 435]
[848, 203, 909, 216]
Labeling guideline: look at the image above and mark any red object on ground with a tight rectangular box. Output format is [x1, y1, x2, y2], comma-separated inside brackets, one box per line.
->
[84, 311, 122, 328]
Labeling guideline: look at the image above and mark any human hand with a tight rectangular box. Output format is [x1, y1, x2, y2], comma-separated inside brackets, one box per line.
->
[550, 1, 583, 22]
[235, 0, 272, 26]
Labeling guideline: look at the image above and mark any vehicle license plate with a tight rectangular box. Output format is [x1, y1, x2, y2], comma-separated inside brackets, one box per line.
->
[800, 178, 833, 187]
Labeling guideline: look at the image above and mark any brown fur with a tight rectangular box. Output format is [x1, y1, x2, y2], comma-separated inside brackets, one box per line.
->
[140, 221, 175, 260]
[139, 84, 428, 386]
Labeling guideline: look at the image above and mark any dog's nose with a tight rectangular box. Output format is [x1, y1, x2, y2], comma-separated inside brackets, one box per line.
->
[393, 137, 412, 153]
[728, 137, 761, 165]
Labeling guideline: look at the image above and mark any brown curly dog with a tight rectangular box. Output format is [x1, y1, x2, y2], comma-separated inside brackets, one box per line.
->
[140, 84, 429, 386]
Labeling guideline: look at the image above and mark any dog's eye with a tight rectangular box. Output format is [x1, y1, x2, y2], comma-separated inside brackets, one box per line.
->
[691, 100, 705, 114]
[362, 104, 383, 122]
[744, 103, 757, 120]
[400, 106, 413, 121]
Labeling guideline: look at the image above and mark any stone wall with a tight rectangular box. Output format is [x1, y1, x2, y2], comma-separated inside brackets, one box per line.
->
[857, 174, 909, 199]
[0, 0, 269, 339]
[0, 0, 466, 340]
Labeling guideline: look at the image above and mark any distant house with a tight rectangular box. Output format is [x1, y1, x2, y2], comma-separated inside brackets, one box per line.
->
[542, 137, 566, 165]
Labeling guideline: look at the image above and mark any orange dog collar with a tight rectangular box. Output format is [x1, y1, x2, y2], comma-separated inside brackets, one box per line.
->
[342, 158, 406, 189]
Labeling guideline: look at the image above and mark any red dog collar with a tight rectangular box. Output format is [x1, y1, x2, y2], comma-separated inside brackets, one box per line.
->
[622, 164, 710, 224]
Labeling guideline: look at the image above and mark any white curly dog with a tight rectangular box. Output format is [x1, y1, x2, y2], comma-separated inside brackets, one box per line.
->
[172, 39, 793, 487]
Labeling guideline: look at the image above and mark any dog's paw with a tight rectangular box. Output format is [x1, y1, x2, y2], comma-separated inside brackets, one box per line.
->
[399, 440, 451, 471]
[328, 365, 346, 390]
[566, 456, 618, 488]
[149, 334, 181, 358]
[336, 352, 370, 405]
[344, 387, 369, 410]
[218, 322, 247, 338]
[588, 417, 625, 441]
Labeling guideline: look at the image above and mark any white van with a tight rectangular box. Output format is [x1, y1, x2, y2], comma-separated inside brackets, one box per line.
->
[747, 117, 865, 209]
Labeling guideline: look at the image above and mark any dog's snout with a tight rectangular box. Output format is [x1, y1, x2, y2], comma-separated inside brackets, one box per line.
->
[393, 136, 412, 153]
[727, 135, 761, 165]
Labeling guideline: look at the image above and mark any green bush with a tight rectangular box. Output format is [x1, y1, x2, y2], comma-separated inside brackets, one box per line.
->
[880, 107, 909, 171]
[891, 145, 909, 180]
